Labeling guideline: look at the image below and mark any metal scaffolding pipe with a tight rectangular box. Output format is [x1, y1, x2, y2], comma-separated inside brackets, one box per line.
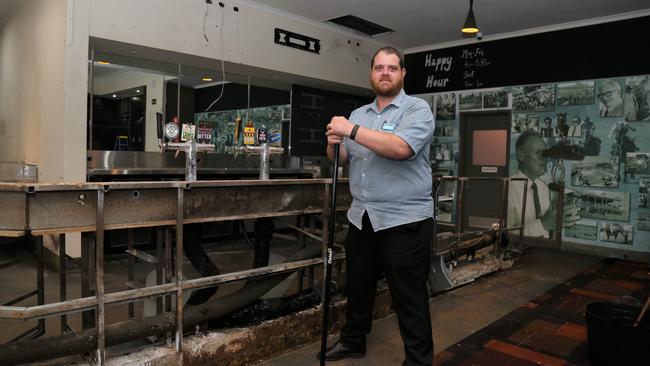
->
[0, 243, 322, 365]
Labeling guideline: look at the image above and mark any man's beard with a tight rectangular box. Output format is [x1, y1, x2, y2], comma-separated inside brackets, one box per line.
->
[371, 78, 402, 97]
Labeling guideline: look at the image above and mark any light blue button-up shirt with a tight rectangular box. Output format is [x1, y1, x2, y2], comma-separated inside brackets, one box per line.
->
[343, 89, 435, 232]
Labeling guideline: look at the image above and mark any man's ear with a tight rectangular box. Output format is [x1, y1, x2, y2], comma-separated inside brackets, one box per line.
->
[401, 68, 406, 79]
[516, 149, 526, 163]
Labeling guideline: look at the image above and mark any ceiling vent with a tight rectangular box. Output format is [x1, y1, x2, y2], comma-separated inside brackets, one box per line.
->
[327, 15, 393, 37]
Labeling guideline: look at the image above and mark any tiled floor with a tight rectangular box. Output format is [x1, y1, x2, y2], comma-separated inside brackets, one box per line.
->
[258, 247, 605, 366]
[435, 259, 650, 366]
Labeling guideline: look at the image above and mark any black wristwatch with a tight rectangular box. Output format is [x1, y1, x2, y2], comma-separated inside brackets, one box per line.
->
[350, 124, 360, 140]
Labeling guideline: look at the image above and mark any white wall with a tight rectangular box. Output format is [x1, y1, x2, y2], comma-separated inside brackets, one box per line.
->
[88, 0, 383, 90]
[0, 0, 64, 170]
[0, 0, 87, 184]
[0, 0, 87, 257]
[94, 70, 165, 151]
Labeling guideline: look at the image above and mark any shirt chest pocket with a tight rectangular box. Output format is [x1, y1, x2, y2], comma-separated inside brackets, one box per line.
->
[379, 111, 403, 133]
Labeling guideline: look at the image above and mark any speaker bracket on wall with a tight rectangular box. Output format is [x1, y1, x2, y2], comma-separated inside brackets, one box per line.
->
[274, 28, 321, 54]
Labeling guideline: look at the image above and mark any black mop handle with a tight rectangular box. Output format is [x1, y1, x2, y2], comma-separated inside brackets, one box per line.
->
[320, 144, 340, 365]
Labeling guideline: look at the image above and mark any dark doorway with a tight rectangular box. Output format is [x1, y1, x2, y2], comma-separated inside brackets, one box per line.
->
[89, 86, 146, 151]
[459, 110, 511, 231]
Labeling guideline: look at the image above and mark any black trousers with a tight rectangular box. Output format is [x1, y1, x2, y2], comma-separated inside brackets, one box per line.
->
[341, 213, 434, 366]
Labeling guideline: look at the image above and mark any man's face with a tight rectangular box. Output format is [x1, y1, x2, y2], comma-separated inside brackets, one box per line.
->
[597, 84, 621, 109]
[519, 136, 547, 179]
[370, 52, 405, 97]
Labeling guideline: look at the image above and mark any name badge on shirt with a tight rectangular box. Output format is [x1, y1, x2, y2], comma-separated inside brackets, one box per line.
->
[381, 121, 396, 131]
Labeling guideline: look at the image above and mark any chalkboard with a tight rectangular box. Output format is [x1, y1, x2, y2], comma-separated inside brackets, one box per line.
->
[290, 85, 371, 157]
[405, 15, 650, 94]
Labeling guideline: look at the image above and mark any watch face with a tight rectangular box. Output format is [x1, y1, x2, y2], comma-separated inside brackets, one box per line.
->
[164, 122, 179, 140]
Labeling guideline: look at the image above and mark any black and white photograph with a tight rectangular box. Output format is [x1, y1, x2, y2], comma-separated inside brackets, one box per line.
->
[483, 88, 509, 108]
[432, 143, 453, 161]
[625, 152, 650, 179]
[639, 176, 650, 208]
[511, 113, 539, 133]
[571, 156, 619, 188]
[512, 84, 556, 112]
[596, 79, 623, 117]
[556, 81, 595, 106]
[564, 220, 597, 241]
[435, 92, 457, 120]
[578, 190, 630, 222]
[434, 122, 454, 137]
[566, 116, 585, 138]
[459, 91, 482, 110]
[539, 116, 555, 138]
[623, 75, 650, 121]
[610, 121, 639, 161]
[598, 223, 634, 245]
[637, 211, 650, 231]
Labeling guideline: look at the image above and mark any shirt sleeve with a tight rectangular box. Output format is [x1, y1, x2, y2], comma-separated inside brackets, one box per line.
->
[343, 109, 358, 160]
[393, 99, 435, 159]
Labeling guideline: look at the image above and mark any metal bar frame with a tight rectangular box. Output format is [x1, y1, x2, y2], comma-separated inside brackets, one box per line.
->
[127, 228, 135, 319]
[0, 176, 528, 363]
[95, 188, 106, 364]
[59, 233, 68, 333]
[436, 176, 527, 256]
[175, 187, 184, 352]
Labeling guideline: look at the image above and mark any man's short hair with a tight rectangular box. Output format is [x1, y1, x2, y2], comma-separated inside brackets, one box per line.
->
[598, 79, 621, 93]
[515, 131, 542, 154]
[371, 47, 404, 69]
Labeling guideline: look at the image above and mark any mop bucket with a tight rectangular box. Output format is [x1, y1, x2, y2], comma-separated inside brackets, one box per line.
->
[585, 301, 650, 366]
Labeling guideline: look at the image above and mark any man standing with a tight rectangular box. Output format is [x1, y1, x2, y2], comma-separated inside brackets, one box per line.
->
[321, 47, 435, 366]
[508, 132, 555, 238]
[540, 117, 554, 138]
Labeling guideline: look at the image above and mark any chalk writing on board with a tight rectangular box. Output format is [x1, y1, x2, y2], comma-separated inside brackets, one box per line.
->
[460, 47, 490, 88]
[423, 54, 453, 88]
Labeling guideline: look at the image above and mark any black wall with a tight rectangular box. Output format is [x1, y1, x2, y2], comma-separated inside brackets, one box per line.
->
[194, 83, 290, 112]
[165, 82, 196, 124]
[405, 16, 650, 94]
[290, 85, 372, 157]
[90, 94, 146, 150]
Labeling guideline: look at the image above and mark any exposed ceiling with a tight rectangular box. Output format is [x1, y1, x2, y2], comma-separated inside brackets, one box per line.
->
[4, 0, 649, 96]
[246, 0, 650, 50]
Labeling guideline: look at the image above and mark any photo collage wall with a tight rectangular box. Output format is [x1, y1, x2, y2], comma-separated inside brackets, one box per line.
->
[416, 74, 650, 253]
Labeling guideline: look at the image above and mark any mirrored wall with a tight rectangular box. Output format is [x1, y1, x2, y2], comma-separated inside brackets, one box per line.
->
[88, 49, 291, 154]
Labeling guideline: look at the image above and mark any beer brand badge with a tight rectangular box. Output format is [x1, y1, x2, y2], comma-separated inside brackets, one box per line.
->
[270, 128, 281, 145]
[257, 126, 268, 144]
[163, 122, 179, 140]
[243, 126, 256, 145]
[197, 127, 213, 143]
[181, 124, 196, 142]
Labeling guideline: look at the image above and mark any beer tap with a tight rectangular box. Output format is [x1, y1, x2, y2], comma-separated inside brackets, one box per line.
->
[157, 113, 214, 181]
[233, 122, 283, 180]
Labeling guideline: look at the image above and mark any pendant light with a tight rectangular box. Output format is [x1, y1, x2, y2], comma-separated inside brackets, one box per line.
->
[461, 0, 479, 37]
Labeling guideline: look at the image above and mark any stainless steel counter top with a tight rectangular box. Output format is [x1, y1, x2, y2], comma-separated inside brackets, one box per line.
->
[86, 150, 309, 178]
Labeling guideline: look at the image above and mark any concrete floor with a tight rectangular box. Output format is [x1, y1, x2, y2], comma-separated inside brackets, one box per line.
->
[0, 234, 305, 345]
[0, 234, 604, 365]
[257, 247, 603, 366]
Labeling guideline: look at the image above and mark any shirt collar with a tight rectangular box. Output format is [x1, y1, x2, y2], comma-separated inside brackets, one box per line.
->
[366, 89, 406, 113]
[513, 170, 541, 185]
